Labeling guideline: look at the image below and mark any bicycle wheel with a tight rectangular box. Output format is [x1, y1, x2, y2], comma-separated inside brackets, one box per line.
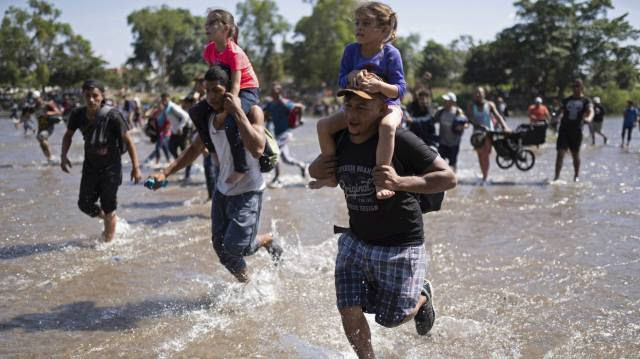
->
[496, 154, 514, 169]
[515, 149, 535, 171]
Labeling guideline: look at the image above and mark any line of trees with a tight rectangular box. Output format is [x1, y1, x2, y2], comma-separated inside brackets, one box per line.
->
[2, 0, 639, 110]
[0, 0, 106, 91]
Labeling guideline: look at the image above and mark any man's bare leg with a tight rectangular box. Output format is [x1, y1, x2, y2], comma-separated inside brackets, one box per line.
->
[97, 210, 117, 242]
[554, 149, 566, 181]
[570, 150, 581, 181]
[39, 139, 52, 161]
[339, 307, 375, 359]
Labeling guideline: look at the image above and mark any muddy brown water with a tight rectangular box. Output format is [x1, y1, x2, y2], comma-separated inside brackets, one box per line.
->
[1, 115, 638, 358]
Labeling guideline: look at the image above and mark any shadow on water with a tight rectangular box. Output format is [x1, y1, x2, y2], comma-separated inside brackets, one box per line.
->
[0, 239, 96, 261]
[127, 214, 210, 228]
[121, 200, 187, 209]
[0, 296, 216, 332]
[457, 178, 550, 187]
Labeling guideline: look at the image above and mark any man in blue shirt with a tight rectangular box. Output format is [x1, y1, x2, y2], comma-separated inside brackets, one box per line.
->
[622, 100, 639, 148]
[263, 83, 307, 187]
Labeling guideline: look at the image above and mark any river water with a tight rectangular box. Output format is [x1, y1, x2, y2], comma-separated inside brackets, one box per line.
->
[0, 115, 638, 358]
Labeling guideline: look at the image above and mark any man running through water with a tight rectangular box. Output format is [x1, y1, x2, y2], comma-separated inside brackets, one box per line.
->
[309, 82, 457, 358]
[263, 82, 308, 187]
[147, 66, 282, 283]
[61, 80, 143, 242]
[33, 91, 63, 162]
[554, 79, 593, 182]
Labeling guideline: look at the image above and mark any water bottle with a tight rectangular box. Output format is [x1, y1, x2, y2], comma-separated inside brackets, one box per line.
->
[144, 177, 168, 189]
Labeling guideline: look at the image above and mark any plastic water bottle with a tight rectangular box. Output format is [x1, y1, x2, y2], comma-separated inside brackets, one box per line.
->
[144, 177, 168, 189]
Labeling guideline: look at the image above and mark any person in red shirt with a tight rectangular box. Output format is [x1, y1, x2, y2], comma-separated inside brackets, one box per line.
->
[203, 9, 260, 185]
[528, 97, 550, 124]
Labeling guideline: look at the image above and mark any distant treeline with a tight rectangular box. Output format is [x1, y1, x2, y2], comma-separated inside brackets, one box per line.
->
[1, 0, 638, 112]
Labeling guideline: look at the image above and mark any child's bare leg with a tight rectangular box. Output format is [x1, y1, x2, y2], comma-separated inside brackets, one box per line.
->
[375, 107, 402, 199]
[309, 111, 347, 188]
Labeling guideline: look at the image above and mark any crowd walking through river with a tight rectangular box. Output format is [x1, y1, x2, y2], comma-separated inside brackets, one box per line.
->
[1, 1, 640, 358]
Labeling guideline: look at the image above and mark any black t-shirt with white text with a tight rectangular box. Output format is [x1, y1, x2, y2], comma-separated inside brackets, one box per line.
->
[335, 128, 438, 246]
[67, 106, 128, 170]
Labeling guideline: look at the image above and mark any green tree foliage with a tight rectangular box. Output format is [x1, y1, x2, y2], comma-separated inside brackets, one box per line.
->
[285, 0, 357, 90]
[236, 0, 290, 87]
[394, 33, 421, 88]
[0, 12, 32, 87]
[0, 0, 104, 89]
[49, 34, 107, 88]
[418, 39, 471, 88]
[127, 6, 206, 89]
[463, 0, 640, 96]
[462, 42, 511, 87]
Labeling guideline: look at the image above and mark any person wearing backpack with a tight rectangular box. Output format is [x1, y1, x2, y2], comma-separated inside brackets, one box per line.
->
[147, 66, 282, 283]
[60, 80, 142, 243]
[433, 92, 468, 171]
[308, 85, 456, 357]
[263, 82, 308, 188]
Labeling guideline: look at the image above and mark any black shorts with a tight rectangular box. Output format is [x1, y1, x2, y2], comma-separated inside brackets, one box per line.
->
[557, 126, 582, 152]
[438, 144, 460, 167]
[78, 165, 122, 216]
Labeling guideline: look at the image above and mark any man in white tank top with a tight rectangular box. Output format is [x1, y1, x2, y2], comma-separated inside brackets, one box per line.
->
[148, 66, 282, 283]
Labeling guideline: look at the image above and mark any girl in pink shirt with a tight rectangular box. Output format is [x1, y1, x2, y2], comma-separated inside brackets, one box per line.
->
[203, 9, 260, 184]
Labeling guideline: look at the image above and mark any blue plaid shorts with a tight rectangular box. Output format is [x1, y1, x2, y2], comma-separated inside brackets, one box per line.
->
[334, 231, 427, 327]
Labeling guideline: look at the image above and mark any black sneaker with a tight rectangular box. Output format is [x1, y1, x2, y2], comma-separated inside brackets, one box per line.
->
[414, 280, 435, 335]
[265, 241, 283, 266]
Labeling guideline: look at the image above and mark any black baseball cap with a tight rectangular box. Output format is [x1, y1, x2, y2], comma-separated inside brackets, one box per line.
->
[82, 79, 105, 93]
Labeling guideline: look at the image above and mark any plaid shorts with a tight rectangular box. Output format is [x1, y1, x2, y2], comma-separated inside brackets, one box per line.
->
[335, 231, 427, 327]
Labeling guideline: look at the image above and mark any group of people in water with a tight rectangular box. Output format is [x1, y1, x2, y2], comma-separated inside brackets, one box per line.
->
[5, 2, 640, 357]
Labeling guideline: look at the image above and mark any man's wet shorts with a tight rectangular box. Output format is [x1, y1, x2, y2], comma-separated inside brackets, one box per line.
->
[334, 231, 427, 327]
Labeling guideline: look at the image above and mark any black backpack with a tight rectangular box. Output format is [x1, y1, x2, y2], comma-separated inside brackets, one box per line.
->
[87, 105, 128, 155]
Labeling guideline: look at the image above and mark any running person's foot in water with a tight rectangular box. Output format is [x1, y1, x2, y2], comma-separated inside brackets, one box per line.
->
[414, 280, 436, 335]
[258, 233, 283, 265]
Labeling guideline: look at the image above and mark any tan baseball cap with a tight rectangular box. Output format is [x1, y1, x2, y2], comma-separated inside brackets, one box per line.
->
[336, 88, 375, 100]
